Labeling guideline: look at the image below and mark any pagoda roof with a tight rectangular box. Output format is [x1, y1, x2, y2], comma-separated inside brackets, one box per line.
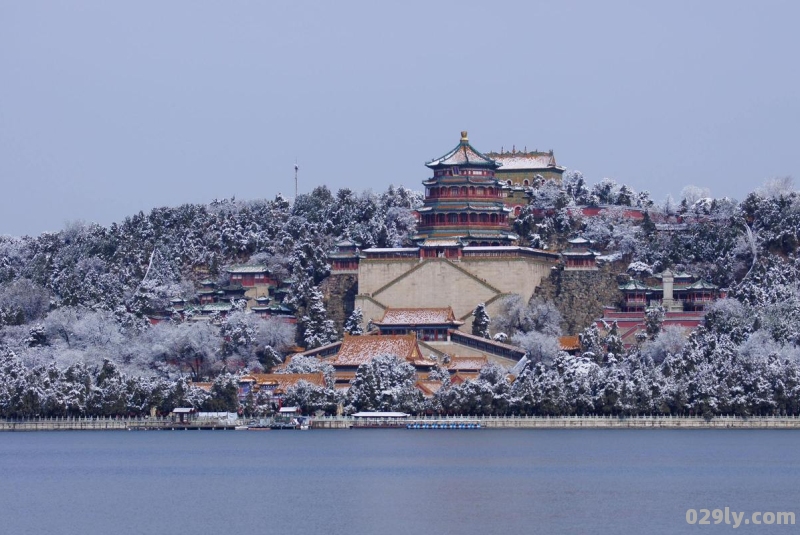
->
[194, 302, 234, 313]
[423, 176, 498, 186]
[686, 279, 719, 290]
[654, 269, 694, 280]
[562, 250, 601, 257]
[420, 202, 509, 212]
[619, 280, 651, 291]
[425, 132, 499, 169]
[420, 238, 464, 247]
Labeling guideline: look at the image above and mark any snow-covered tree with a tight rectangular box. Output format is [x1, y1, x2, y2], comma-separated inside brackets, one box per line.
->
[471, 303, 490, 338]
[494, 295, 562, 337]
[299, 286, 337, 349]
[344, 308, 364, 336]
[346, 354, 423, 413]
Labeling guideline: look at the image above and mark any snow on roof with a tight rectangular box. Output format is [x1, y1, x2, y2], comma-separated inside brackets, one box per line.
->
[686, 279, 719, 290]
[486, 151, 560, 170]
[421, 239, 462, 247]
[562, 251, 600, 256]
[426, 132, 498, 169]
[225, 264, 268, 274]
[450, 330, 526, 355]
[619, 280, 650, 291]
[199, 303, 233, 312]
[446, 356, 488, 371]
[249, 373, 326, 390]
[378, 307, 458, 325]
[331, 334, 420, 367]
[362, 247, 419, 253]
[462, 246, 526, 251]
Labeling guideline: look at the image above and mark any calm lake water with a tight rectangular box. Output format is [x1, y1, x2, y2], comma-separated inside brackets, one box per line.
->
[1, 429, 798, 534]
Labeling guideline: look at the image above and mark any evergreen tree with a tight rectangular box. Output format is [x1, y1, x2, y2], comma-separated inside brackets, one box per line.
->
[346, 354, 423, 413]
[300, 286, 337, 349]
[471, 303, 490, 338]
[344, 308, 364, 335]
[645, 305, 666, 340]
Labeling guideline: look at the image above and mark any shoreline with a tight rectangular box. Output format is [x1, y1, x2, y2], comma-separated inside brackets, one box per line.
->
[3, 415, 800, 431]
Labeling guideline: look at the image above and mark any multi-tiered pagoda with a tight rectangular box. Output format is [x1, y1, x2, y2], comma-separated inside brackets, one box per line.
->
[412, 132, 518, 248]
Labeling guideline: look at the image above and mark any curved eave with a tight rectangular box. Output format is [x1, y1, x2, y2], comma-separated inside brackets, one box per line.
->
[425, 141, 500, 170]
[424, 177, 502, 186]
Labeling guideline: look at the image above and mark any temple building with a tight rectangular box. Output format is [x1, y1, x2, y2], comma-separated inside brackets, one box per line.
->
[598, 268, 727, 347]
[413, 131, 518, 249]
[329, 240, 360, 273]
[487, 147, 565, 187]
[618, 269, 725, 313]
[370, 307, 464, 341]
[486, 147, 565, 217]
[562, 237, 600, 270]
[343, 132, 558, 333]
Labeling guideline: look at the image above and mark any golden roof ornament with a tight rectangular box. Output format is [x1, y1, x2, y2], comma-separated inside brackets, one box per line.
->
[460, 131, 468, 142]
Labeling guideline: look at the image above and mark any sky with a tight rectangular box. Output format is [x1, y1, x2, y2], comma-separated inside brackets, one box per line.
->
[1, 1, 799, 237]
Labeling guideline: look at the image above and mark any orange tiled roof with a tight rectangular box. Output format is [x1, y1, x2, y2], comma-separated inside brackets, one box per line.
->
[249, 373, 326, 392]
[559, 335, 581, 351]
[416, 380, 445, 397]
[450, 372, 479, 384]
[331, 334, 422, 367]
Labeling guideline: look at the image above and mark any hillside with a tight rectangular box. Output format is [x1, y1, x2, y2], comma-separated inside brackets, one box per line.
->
[1, 175, 800, 418]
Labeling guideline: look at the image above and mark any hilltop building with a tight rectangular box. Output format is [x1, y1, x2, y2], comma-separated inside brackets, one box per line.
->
[597, 269, 726, 347]
[413, 131, 517, 247]
[562, 237, 600, 271]
[487, 147, 565, 187]
[485, 147, 565, 217]
[350, 133, 559, 332]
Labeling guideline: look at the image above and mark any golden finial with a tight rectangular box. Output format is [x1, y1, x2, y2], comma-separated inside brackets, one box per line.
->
[460, 131, 468, 142]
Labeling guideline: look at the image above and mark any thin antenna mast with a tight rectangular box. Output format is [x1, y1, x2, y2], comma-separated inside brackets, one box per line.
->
[294, 159, 299, 201]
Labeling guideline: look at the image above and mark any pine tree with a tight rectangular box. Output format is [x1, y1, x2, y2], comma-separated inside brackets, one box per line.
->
[645, 305, 666, 340]
[344, 307, 364, 335]
[300, 286, 337, 349]
[471, 303, 490, 338]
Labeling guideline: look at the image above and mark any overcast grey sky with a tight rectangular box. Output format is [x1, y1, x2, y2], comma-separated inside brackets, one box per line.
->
[1, 1, 798, 236]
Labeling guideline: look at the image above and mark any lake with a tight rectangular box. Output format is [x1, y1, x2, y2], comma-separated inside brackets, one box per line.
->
[1, 429, 798, 534]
